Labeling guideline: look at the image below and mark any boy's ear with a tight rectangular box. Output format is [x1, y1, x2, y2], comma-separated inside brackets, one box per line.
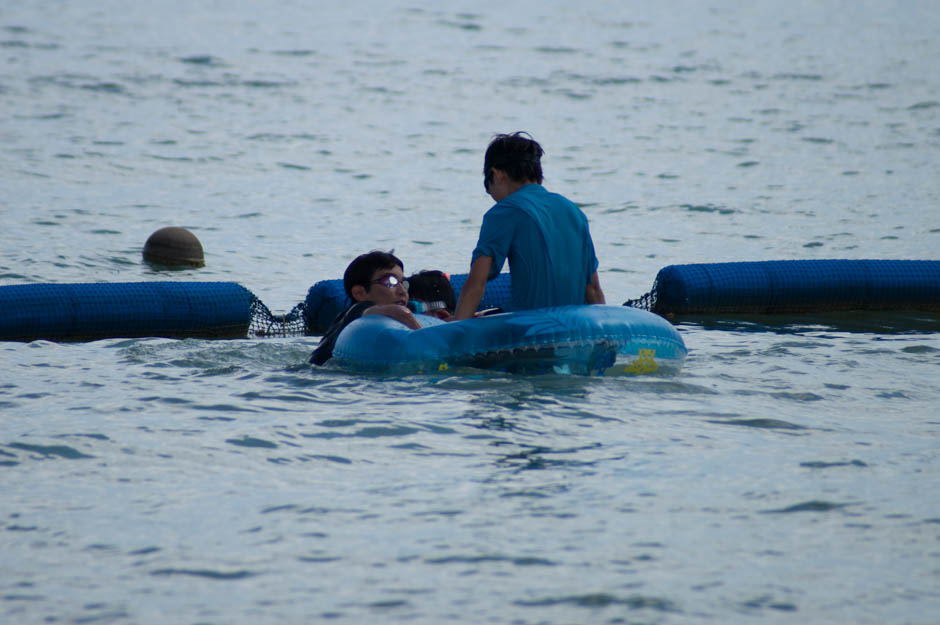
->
[350, 284, 368, 302]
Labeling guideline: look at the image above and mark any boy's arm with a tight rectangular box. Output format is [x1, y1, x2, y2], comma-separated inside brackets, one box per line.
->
[364, 304, 422, 329]
[453, 256, 492, 320]
[585, 271, 605, 304]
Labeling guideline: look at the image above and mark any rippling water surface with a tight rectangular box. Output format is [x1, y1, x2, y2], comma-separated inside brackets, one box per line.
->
[2, 1, 939, 623]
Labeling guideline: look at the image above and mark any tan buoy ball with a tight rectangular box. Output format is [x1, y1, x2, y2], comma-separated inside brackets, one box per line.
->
[143, 226, 205, 267]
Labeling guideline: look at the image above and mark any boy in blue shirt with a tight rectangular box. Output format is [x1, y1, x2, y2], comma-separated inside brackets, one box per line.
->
[454, 132, 605, 320]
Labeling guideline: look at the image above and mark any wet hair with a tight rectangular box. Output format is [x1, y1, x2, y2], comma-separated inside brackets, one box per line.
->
[483, 131, 544, 189]
[343, 250, 404, 298]
[407, 270, 456, 313]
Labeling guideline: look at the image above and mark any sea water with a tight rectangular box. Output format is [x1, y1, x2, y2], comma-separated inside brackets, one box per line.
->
[2, 1, 939, 623]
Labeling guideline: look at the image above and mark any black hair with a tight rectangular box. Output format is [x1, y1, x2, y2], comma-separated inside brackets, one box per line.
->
[483, 131, 544, 189]
[407, 270, 456, 313]
[343, 250, 404, 298]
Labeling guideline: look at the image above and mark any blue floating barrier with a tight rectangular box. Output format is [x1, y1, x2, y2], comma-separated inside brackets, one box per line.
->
[0, 282, 254, 342]
[6, 259, 936, 344]
[648, 259, 940, 315]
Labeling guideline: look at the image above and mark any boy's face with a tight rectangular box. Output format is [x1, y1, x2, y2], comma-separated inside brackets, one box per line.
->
[353, 266, 409, 306]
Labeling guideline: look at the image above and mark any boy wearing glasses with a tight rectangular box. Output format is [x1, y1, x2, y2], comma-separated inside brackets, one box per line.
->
[454, 132, 605, 320]
[310, 250, 421, 365]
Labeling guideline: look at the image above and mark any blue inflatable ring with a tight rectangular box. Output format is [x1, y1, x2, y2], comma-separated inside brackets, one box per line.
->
[331, 305, 687, 375]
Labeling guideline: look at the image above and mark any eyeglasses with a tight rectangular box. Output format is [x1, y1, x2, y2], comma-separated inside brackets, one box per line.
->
[369, 274, 409, 290]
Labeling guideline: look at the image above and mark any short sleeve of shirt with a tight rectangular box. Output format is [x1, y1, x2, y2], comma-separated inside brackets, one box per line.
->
[472, 205, 516, 281]
[585, 222, 600, 279]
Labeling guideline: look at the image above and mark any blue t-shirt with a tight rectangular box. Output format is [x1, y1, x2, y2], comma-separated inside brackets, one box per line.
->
[471, 184, 599, 311]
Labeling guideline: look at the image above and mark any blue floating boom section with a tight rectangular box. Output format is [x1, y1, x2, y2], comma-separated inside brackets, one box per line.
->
[0, 282, 254, 342]
[304, 272, 512, 334]
[651, 259, 940, 315]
